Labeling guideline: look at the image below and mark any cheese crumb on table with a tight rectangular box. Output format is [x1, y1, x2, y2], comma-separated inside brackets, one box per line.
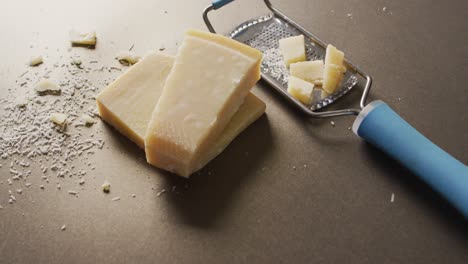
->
[80, 114, 95, 127]
[50, 113, 68, 126]
[279, 35, 306, 68]
[111, 196, 121, 201]
[156, 189, 166, 197]
[15, 97, 28, 108]
[287, 76, 314, 105]
[29, 56, 43, 66]
[34, 79, 61, 95]
[69, 30, 97, 47]
[71, 59, 82, 68]
[116, 51, 141, 66]
[102, 180, 110, 193]
[290, 60, 324, 85]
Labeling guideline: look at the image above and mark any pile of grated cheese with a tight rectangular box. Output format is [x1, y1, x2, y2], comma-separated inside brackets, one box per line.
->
[0, 46, 126, 208]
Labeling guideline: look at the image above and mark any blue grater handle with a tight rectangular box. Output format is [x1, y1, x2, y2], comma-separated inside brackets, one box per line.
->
[212, 0, 236, 9]
[353, 100, 468, 218]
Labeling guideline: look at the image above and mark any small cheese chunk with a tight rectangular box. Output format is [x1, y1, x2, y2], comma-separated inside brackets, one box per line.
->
[287, 76, 314, 105]
[35, 79, 61, 95]
[71, 59, 82, 66]
[325, 44, 344, 66]
[145, 30, 263, 177]
[323, 64, 346, 94]
[116, 51, 141, 66]
[290, 60, 324, 85]
[69, 30, 97, 46]
[81, 114, 95, 126]
[102, 180, 110, 193]
[279, 35, 306, 67]
[15, 97, 28, 108]
[29, 56, 43, 66]
[97, 51, 265, 176]
[323, 45, 346, 94]
[50, 113, 67, 126]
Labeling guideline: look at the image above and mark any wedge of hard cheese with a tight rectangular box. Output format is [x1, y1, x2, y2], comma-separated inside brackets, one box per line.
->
[96, 52, 174, 148]
[96, 51, 265, 176]
[145, 29, 263, 177]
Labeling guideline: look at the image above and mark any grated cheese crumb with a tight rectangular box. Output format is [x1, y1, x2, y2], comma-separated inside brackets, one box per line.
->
[81, 114, 95, 127]
[29, 56, 43, 67]
[69, 30, 97, 46]
[34, 79, 61, 95]
[111, 196, 121, 201]
[116, 51, 140, 66]
[50, 113, 68, 126]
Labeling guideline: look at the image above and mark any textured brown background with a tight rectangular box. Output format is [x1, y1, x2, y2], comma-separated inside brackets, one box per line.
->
[1, 0, 467, 263]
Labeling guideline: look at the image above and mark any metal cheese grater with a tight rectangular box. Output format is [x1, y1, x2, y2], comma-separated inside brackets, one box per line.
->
[202, 0, 468, 218]
[203, 0, 372, 117]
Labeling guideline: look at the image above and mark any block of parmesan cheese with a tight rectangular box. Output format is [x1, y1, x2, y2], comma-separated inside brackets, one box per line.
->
[323, 45, 346, 94]
[96, 51, 265, 176]
[289, 60, 324, 85]
[97, 52, 174, 148]
[145, 29, 263, 177]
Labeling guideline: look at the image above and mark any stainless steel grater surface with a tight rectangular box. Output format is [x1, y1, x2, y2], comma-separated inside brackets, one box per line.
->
[228, 14, 358, 111]
[204, 0, 373, 118]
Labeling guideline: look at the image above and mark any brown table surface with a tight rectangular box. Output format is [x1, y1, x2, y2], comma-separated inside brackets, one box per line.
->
[1, 0, 467, 263]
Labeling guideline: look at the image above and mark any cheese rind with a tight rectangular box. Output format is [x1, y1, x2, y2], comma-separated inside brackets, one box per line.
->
[287, 76, 314, 105]
[279, 35, 306, 67]
[323, 45, 346, 93]
[290, 60, 324, 85]
[144, 30, 263, 177]
[97, 51, 265, 177]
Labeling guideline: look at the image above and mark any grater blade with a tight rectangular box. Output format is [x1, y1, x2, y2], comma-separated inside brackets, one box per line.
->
[228, 14, 358, 112]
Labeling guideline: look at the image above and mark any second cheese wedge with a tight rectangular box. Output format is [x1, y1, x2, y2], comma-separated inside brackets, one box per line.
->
[145, 30, 263, 177]
[96, 51, 266, 176]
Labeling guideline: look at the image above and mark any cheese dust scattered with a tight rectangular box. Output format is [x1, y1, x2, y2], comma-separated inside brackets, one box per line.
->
[0, 41, 117, 208]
